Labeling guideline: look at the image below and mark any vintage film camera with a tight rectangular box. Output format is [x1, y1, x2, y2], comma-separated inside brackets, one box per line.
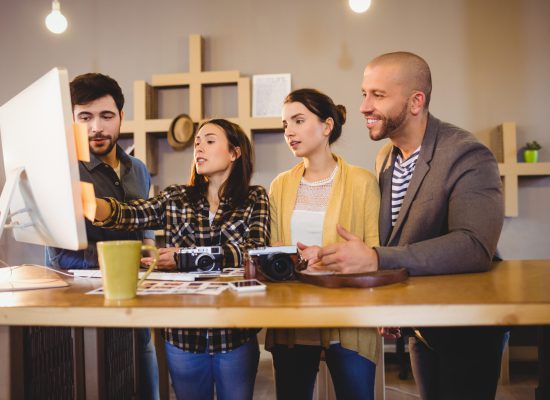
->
[247, 246, 305, 282]
[174, 246, 223, 272]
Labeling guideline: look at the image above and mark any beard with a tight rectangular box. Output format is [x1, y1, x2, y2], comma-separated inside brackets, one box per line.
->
[89, 133, 117, 157]
[368, 101, 408, 141]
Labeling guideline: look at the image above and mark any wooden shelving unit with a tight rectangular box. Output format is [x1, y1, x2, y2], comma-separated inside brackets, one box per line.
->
[476, 122, 550, 217]
[120, 34, 283, 175]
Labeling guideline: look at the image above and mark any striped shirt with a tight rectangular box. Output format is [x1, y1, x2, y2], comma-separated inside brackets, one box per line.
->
[391, 148, 421, 226]
[95, 184, 270, 353]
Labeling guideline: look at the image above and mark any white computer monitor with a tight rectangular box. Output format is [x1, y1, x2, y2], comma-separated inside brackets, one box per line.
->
[0, 68, 87, 250]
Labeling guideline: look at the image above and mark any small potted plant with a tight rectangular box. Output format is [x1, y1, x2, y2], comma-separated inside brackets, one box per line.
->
[524, 141, 541, 163]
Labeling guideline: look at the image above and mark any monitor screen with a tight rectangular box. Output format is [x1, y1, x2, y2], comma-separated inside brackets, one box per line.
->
[0, 68, 87, 250]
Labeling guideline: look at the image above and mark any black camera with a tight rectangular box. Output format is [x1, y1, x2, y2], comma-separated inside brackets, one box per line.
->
[174, 246, 223, 272]
[248, 246, 303, 282]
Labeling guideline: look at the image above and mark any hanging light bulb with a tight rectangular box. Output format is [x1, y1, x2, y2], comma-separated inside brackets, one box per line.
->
[45, 0, 68, 34]
[349, 0, 372, 13]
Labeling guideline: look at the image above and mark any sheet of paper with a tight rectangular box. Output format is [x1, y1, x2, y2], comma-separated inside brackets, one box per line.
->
[252, 74, 291, 117]
[86, 280, 230, 296]
[73, 123, 90, 162]
[80, 182, 96, 221]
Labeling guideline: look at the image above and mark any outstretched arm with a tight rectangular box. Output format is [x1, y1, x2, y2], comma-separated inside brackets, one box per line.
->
[95, 198, 112, 222]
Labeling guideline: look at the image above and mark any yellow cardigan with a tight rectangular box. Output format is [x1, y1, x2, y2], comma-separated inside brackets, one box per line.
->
[266, 154, 381, 363]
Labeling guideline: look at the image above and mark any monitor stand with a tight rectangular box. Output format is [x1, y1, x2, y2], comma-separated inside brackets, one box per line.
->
[0, 167, 68, 291]
[0, 264, 69, 292]
[0, 167, 25, 240]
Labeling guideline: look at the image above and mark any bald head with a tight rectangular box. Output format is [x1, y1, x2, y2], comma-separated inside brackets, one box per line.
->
[367, 52, 432, 109]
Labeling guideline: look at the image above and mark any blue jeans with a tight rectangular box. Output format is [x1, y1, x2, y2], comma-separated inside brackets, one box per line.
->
[137, 328, 160, 400]
[165, 336, 260, 400]
[271, 344, 376, 400]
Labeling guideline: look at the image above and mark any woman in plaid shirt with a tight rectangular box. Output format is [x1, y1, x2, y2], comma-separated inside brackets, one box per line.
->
[95, 119, 270, 400]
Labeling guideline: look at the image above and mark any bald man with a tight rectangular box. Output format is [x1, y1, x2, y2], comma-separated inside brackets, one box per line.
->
[314, 52, 506, 399]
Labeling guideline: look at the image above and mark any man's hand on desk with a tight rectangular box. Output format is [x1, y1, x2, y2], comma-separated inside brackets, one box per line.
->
[142, 247, 177, 271]
[314, 224, 379, 274]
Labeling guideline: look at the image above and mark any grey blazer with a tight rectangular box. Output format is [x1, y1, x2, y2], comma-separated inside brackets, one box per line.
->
[374, 114, 504, 276]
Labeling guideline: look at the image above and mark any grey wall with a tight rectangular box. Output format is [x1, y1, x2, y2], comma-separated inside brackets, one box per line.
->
[1, 0, 549, 264]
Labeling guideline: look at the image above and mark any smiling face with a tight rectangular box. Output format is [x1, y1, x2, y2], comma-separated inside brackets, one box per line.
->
[73, 95, 122, 157]
[282, 101, 331, 158]
[193, 123, 239, 181]
[359, 64, 411, 142]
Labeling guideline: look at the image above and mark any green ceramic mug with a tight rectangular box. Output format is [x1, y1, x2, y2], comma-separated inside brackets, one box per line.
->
[97, 240, 159, 300]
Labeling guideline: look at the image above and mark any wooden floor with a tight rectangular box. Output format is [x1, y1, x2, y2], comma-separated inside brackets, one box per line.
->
[170, 347, 538, 399]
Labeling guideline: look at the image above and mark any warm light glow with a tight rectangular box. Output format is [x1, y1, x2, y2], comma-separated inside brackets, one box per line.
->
[45, 0, 67, 34]
[349, 0, 372, 13]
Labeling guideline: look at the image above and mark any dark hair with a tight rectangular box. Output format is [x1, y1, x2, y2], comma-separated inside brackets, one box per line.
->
[188, 119, 253, 206]
[69, 73, 124, 112]
[284, 88, 346, 145]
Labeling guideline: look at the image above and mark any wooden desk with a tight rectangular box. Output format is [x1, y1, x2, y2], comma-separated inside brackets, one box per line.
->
[1, 259, 549, 398]
[1, 259, 549, 328]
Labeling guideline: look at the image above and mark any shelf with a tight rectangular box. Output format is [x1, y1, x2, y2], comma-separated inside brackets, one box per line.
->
[476, 122, 550, 217]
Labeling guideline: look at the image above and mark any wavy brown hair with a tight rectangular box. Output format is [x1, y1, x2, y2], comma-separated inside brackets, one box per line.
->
[187, 119, 253, 207]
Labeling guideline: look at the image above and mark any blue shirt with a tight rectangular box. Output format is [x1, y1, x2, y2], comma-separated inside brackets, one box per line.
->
[47, 145, 154, 269]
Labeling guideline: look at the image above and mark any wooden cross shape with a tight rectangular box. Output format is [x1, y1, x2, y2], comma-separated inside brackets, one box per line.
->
[477, 122, 550, 217]
[120, 34, 282, 175]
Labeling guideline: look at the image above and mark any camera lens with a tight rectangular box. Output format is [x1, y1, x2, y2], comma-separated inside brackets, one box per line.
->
[263, 253, 295, 281]
[195, 254, 216, 271]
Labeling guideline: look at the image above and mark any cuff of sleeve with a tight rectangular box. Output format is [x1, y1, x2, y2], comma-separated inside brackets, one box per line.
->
[93, 197, 118, 227]
[372, 246, 381, 270]
[375, 246, 402, 270]
[143, 230, 156, 241]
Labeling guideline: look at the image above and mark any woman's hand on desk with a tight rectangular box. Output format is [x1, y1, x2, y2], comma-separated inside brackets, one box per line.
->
[297, 242, 321, 267]
[141, 247, 177, 271]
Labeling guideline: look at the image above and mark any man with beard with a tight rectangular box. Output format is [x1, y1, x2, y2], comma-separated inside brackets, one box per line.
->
[47, 73, 159, 399]
[313, 52, 505, 399]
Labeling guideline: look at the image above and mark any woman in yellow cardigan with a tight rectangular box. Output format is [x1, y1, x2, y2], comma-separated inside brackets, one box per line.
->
[267, 88, 381, 400]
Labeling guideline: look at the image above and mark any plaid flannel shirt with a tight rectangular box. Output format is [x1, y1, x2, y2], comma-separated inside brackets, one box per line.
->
[95, 184, 270, 353]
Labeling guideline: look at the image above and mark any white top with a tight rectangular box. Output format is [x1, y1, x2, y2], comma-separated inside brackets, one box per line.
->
[290, 166, 338, 345]
[290, 210, 324, 247]
[209, 211, 215, 224]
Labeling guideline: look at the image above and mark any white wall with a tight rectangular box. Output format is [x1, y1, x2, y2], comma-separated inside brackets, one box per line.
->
[1, 0, 549, 264]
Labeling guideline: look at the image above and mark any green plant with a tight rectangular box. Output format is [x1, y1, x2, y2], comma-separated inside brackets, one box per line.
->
[525, 141, 542, 150]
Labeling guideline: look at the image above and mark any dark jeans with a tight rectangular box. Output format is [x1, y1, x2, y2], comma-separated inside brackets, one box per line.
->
[271, 344, 376, 400]
[409, 327, 506, 400]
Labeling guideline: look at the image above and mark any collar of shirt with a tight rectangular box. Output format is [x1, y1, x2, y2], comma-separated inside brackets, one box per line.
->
[81, 144, 132, 174]
[194, 193, 235, 226]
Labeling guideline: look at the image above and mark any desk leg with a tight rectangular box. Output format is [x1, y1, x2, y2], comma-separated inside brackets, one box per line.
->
[536, 326, 550, 400]
[154, 328, 170, 400]
[0, 326, 10, 399]
[84, 327, 105, 399]
[0, 326, 24, 399]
